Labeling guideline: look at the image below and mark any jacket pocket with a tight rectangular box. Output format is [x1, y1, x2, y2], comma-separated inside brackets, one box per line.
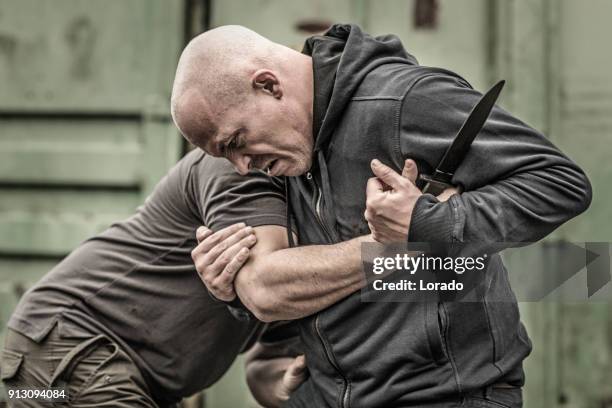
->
[424, 302, 447, 364]
[0, 349, 24, 381]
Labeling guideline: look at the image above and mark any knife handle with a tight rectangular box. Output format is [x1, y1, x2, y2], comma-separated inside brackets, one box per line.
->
[419, 174, 455, 196]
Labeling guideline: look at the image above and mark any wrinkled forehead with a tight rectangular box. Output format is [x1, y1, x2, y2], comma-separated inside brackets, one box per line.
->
[173, 89, 219, 148]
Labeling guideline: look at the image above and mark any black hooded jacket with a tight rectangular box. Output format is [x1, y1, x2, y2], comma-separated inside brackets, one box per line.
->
[284, 25, 592, 407]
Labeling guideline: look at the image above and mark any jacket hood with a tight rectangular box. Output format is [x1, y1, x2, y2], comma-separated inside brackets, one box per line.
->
[302, 24, 418, 152]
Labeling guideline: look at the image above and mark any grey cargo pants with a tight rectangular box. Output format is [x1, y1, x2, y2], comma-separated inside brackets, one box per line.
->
[1, 327, 163, 407]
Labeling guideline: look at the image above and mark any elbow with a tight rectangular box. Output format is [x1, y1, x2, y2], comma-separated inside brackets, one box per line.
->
[570, 169, 593, 217]
[246, 291, 278, 323]
[549, 164, 593, 219]
[235, 272, 280, 323]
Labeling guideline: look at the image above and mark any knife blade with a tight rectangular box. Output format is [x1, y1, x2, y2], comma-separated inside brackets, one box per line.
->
[420, 79, 505, 195]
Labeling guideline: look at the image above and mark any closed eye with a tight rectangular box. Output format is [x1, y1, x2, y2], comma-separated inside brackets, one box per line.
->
[225, 130, 244, 157]
[225, 137, 238, 157]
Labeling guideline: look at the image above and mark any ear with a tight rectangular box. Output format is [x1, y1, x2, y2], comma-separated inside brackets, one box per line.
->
[252, 69, 282, 99]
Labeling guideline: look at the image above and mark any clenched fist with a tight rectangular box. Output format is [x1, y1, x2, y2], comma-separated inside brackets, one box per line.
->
[365, 159, 458, 243]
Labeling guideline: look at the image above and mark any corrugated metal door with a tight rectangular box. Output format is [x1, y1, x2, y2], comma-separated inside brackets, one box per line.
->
[0, 0, 184, 399]
[495, 0, 612, 407]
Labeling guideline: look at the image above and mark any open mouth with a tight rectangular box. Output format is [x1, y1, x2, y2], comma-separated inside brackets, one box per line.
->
[265, 159, 279, 176]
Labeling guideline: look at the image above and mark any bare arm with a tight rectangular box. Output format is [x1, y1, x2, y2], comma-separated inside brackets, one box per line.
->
[191, 162, 456, 322]
[192, 222, 371, 322]
[239, 227, 371, 322]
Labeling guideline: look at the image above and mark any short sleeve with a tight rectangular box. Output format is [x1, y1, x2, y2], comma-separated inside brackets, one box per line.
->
[188, 154, 288, 231]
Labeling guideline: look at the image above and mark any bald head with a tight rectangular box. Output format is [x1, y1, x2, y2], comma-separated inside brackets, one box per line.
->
[171, 25, 315, 177]
[172, 26, 280, 138]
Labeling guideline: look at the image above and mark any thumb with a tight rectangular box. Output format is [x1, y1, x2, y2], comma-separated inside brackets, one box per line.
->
[196, 226, 212, 243]
[371, 159, 403, 190]
[401, 159, 418, 184]
[280, 355, 307, 397]
[286, 355, 306, 376]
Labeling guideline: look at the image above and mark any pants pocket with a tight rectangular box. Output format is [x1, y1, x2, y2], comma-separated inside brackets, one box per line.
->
[49, 335, 117, 402]
[0, 349, 24, 381]
[424, 301, 447, 364]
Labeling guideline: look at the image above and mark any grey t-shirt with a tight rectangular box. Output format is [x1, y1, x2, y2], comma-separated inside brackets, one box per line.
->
[8, 150, 288, 404]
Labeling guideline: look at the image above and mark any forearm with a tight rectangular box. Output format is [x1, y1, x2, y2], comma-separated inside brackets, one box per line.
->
[235, 235, 372, 322]
[410, 165, 591, 247]
[402, 72, 592, 249]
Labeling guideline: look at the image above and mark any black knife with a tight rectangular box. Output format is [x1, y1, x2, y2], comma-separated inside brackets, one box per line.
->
[419, 80, 505, 195]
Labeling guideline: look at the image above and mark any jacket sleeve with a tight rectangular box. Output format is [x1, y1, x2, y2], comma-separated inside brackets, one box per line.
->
[399, 72, 592, 245]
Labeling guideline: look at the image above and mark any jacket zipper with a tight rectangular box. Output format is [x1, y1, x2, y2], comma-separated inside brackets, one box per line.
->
[307, 171, 348, 407]
[307, 172, 333, 241]
[315, 315, 349, 408]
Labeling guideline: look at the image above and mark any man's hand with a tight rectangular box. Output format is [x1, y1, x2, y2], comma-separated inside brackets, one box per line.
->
[246, 344, 308, 408]
[191, 223, 257, 301]
[364, 159, 458, 243]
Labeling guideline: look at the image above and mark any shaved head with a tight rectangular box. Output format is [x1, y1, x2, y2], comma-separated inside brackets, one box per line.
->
[173, 27, 272, 118]
[171, 25, 315, 177]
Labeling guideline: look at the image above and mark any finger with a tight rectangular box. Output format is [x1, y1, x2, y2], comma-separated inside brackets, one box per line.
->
[196, 226, 213, 243]
[286, 355, 306, 375]
[401, 159, 418, 184]
[285, 355, 307, 380]
[371, 159, 405, 190]
[436, 187, 459, 202]
[366, 177, 385, 198]
[279, 356, 308, 399]
[203, 229, 254, 272]
[218, 247, 250, 287]
[200, 222, 247, 253]
[199, 224, 253, 256]
[212, 235, 256, 286]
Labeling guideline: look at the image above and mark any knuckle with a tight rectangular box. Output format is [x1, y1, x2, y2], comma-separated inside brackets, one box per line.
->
[202, 275, 213, 288]
[218, 240, 228, 252]
[200, 254, 212, 266]
[222, 266, 235, 279]
[217, 275, 231, 289]
[217, 255, 230, 266]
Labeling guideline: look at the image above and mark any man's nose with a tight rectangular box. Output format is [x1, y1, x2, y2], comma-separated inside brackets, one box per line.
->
[232, 155, 251, 176]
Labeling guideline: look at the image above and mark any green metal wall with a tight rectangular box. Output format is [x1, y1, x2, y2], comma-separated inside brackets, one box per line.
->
[494, 1, 612, 407]
[1, 1, 610, 407]
[0, 0, 184, 401]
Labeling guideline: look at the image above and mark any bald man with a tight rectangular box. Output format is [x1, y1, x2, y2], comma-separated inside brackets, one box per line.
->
[175, 24, 591, 407]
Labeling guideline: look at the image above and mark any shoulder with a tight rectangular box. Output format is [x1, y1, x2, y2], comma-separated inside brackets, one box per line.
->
[191, 153, 284, 195]
[354, 63, 471, 102]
